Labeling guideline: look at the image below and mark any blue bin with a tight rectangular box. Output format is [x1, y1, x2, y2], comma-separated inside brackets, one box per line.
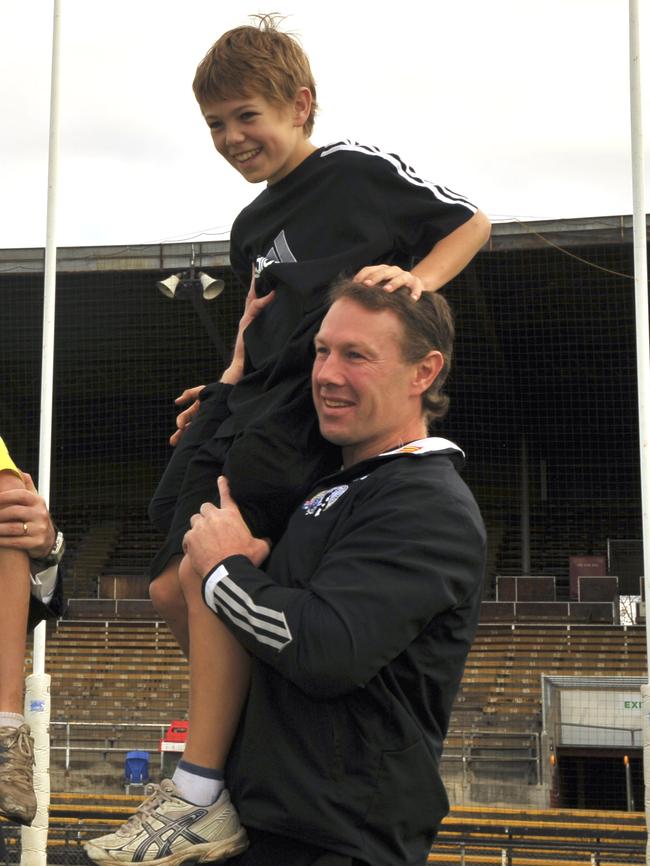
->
[125, 750, 150, 785]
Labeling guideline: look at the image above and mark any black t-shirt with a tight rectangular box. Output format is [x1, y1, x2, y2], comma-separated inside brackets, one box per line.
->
[219, 140, 476, 436]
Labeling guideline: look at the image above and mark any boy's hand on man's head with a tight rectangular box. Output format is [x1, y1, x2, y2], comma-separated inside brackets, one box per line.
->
[353, 264, 424, 300]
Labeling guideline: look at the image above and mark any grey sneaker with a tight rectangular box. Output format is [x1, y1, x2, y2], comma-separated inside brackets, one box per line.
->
[0, 723, 36, 825]
[84, 780, 248, 866]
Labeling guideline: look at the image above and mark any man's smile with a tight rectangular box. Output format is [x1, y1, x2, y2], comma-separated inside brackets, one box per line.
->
[320, 395, 355, 409]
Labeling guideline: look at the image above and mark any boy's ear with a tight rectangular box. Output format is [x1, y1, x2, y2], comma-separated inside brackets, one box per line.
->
[293, 87, 312, 128]
[411, 350, 444, 395]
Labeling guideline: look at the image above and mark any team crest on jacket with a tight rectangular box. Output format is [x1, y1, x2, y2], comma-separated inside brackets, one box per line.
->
[302, 484, 349, 517]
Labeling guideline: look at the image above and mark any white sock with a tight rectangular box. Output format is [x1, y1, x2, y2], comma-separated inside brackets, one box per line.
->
[172, 759, 224, 806]
[0, 712, 24, 730]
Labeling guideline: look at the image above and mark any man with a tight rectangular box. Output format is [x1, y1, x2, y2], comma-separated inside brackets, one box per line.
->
[183, 280, 485, 866]
[85, 279, 484, 866]
[0, 438, 65, 825]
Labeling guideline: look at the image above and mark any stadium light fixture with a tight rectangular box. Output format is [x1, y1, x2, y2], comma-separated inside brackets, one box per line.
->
[156, 273, 182, 298]
[198, 272, 224, 300]
[156, 270, 224, 300]
[155, 265, 227, 362]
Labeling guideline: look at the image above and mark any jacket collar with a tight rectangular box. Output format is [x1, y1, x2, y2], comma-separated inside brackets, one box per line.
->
[377, 437, 464, 459]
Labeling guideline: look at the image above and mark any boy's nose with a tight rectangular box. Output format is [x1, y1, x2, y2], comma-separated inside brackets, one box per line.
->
[225, 125, 246, 146]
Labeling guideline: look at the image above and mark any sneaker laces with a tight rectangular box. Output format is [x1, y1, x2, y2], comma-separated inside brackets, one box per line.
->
[117, 780, 178, 836]
[0, 726, 34, 787]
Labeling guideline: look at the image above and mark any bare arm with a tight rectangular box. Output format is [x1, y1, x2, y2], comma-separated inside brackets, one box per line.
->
[355, 209, 491, 299]
[219, 279, 275, 386]
[169, 270, 275, 444]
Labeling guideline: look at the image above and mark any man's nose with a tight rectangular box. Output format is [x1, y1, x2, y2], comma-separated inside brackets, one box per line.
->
[316, 353, 344, 385]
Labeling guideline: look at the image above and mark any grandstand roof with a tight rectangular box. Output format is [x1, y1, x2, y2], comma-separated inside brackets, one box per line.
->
[0, 214, 647, 275]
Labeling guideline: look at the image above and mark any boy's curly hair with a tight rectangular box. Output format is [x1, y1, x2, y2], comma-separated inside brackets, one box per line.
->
[193, 13, 318, 137]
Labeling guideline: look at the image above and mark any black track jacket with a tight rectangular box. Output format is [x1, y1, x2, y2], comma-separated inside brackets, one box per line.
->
[202, 438, 486, 866]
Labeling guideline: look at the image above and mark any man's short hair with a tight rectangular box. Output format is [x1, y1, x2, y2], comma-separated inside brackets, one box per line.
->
[193, 14, 318, 137]
[328, 279, 455, 424]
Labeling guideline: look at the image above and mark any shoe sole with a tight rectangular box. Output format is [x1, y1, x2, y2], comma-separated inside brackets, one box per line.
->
[84, 828, 248, 866]
[0, 805, 36, 826]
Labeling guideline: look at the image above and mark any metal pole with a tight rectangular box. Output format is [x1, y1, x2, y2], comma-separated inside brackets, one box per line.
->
[630, 0, 649, 669]
[624, 755, 634, 811]
[33, 0, 62, 674]
[520, 437, 530, 574]
[21, 2, 60, 864]
[629, 2, 650, 862]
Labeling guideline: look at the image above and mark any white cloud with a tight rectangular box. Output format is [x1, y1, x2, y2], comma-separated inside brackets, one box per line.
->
[1, 0, 648, 247]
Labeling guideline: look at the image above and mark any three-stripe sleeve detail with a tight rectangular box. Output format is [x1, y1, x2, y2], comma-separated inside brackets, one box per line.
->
[320, 140, 477, 213]
[204, 565, 293, 652]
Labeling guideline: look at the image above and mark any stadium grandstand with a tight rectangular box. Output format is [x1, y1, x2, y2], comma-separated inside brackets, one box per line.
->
[2, 213, 649, 863]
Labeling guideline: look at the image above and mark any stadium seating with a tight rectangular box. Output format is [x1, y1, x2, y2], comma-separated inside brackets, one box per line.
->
[2, 796, 642, 865]
[453, 623, 646, 725]
[28, 617, 647, 802]
[25, 620, 187, 790]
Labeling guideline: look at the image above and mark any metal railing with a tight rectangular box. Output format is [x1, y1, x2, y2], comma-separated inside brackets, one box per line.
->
[440, 728, 542, 785]
[50, 721, 169, 772]
[49, 720, 543, 783]
[0, 823, 643, 866]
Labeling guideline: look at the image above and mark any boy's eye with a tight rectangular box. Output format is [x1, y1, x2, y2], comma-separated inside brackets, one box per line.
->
[208, 120, 224, 131]
[240, 112, 258, 122]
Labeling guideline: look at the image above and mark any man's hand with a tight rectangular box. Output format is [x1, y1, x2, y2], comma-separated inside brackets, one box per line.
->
[0, 473, 56, 558]
[170, 385, 206, 446]
[183, 476, 270, 576]
[353, 264, 424, 300]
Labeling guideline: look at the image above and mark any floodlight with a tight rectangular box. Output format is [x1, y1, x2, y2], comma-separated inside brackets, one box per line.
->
[157, 274, 182, 298]
[198, 272, 225, 300]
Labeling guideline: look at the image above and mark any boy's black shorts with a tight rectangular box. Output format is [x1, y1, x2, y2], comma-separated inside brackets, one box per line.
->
[148, 382, 339, 580]
[226, 828, 368, 866]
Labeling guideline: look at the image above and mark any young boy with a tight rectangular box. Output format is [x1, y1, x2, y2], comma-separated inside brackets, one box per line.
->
[85, 14, 490, 866]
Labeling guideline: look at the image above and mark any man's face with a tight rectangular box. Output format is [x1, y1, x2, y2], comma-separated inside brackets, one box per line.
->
[312, 298, 430, 467]
[200, 93, 312, 186]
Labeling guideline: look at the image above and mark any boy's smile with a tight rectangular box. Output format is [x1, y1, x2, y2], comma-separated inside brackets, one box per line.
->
[201, 93, 315, 186]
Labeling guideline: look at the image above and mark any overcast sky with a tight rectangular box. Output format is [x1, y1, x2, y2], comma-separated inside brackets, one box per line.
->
[2, 0, 649, 249]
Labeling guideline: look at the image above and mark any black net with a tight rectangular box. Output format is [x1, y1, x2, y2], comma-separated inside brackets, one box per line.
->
[1, 261, 244, 594]
[442, 239, 641, 598]
[0, 227, 646, 600]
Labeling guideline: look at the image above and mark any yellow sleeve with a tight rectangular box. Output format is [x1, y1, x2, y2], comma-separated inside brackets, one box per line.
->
[0, 437, 22, 478]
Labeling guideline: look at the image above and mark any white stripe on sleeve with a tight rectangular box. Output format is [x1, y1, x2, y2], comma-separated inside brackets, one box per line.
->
[320, 140, 477, 213]
[204, 565, 293, 651]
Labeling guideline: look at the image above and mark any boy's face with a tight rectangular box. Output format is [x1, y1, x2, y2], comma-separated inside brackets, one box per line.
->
[201, 92, 314, 186]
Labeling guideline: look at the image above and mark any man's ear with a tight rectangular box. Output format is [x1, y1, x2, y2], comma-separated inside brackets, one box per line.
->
[293, 87, 312, 128]
[412, 350, 444, 395]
